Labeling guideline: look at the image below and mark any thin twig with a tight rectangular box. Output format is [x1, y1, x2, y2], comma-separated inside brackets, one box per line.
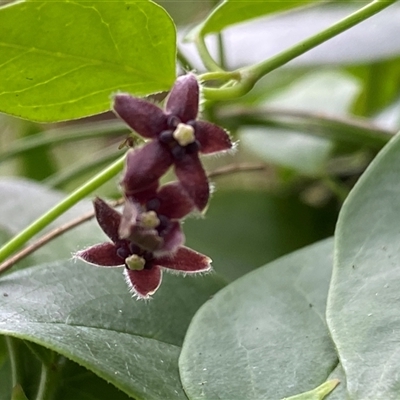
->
[208, 162, 266, 178]
[0, 163, 266, 274]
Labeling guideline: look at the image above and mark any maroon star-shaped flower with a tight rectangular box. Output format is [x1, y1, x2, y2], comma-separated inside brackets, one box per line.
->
[113, 73, 232, 211]
[75, 197, 211, 299]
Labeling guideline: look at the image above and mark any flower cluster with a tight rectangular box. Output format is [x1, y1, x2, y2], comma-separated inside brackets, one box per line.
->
[76, 74, 232, 298]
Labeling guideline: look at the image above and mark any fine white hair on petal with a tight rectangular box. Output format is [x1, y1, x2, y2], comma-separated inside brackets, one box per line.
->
[164, 265, 213, 277]
[123, 268, 157, 301]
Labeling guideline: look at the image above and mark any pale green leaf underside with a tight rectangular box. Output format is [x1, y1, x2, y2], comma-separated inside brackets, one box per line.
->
[0, 0, 176, 122]
[327, 132, 400, 399]
[0, 260, 225, 400]
[197, 0, 316, 36]
[179, 239, 337, 400]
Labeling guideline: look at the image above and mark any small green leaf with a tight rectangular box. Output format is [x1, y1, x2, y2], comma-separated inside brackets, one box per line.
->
[179, 239, 337, 400]
[282, 380, 340, 400]
[327, 131, 400, 399]
[0, 260, 225, 400]
[325, 364, 347, 400]
[195, 0, 316, 37]
[0, 0, 176, 122]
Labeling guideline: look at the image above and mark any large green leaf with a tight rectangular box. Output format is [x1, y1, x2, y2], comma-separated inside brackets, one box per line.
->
[327, 132, 400, 399]
[0, 0, 176, 122]
[0, 260, 225, 400]
[179, 239, 337, 400]
[195, 0, 315, 36]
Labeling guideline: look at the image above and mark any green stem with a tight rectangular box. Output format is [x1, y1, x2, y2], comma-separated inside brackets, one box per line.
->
[195, 33, 224, 72]
[217, 32, 226, 70]
[0, 155, 126, 265]
[35, 356, 65, 400]
[5, 337, 23, 388]
[203, 0, 398, 100]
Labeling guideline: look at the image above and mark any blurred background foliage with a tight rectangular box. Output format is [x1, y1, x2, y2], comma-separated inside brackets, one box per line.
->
[1, 0, 400, 282]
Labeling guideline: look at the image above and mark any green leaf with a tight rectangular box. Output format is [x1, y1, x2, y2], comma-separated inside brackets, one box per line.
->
[0, 0, 176, 122]
[349, 58, 400, 117]
[195, 0, 316, 37]
[282, 380, 340, 400]
[0, 260, 225, 400]
[325, 364, 347, 400]
[179, 239, 337, 400]
[327, 132, 400, 399]
[240, 70, 360, 176]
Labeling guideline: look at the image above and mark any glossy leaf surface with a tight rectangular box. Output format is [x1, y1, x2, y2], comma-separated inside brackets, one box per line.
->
[0, 1, 176, 122]
[0, 260, 225, 400]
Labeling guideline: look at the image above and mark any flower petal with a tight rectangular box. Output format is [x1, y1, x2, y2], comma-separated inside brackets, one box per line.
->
[113, 94, 167, 139]
[124, 266, 162, 299]
[174, 152, 209, 211]
[155, 182, 196, 219]
[93, 197, 122, 243]
[156, 246, 212, 273]
[121, 141, 173, 195]
[75, 243, 123, 267]
[157, 221, 185, 255]
[195, 121, 232, 154]
[126, 181, 159, 205]
[165, 74, 199, 122]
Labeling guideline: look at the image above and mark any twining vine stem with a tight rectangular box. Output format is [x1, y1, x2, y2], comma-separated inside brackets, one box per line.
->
[200, 0, 398, 99]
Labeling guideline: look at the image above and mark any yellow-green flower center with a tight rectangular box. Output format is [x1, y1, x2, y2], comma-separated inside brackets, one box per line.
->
[125, 254, 146, 271]
[140, 211, 160, 229]
[172, 123, 195, 146]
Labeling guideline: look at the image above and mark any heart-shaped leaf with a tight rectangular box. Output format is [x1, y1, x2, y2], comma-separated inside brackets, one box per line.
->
[0, 1, 176, 122]
[0, 259, 225, 400]
[327, 132, 400, 399]
[179, 239, 337, 400]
